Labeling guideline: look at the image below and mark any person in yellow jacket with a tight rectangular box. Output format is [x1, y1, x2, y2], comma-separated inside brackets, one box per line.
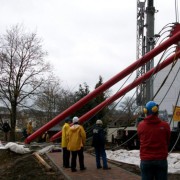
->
[61, 117, 71, 168]
[67, 116, 86, 172]
[26, 121, 33, 136]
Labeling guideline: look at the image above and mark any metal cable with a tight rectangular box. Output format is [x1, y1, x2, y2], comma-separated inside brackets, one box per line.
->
[175, 0, 179, 22]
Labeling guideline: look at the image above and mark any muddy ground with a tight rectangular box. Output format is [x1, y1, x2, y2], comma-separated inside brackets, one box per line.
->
[0, 149, 64, 180]
[0, 149, 179, 180]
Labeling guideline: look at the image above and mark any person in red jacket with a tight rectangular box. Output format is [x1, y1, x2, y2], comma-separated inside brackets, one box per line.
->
[137, 101, 170, 180]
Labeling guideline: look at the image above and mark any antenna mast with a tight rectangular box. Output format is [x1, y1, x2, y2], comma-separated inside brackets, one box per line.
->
[136, 0, 155, 106]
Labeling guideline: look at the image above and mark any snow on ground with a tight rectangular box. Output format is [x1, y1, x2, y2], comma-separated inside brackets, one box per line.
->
[0, 142, 31, 154]
[106, 149, 180, 174]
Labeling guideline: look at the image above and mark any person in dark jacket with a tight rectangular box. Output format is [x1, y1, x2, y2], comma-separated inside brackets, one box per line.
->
[2, 121, 11, 141]
[137, 101, 170, 180]
[41, 131, 50, 143]
[92, 119, 111, 170]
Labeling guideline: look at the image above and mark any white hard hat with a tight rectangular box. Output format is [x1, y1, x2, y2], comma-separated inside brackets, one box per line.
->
[73, 116, 79, 123]
[96, 119, 103, 125]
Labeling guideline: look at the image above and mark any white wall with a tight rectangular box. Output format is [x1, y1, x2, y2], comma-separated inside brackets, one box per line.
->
[154, 60, 180, 115]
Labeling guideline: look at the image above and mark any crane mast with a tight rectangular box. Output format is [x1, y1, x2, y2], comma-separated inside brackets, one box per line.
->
[136, 0, 146, 106]
[136, 0, 155, 106]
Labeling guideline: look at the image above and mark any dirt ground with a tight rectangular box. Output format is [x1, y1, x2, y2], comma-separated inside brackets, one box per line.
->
[0, 149, 180, 180]
[0, 149, 65, 180]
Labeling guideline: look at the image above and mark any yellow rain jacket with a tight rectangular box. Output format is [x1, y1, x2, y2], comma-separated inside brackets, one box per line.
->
[61, 123, 70, 148]
[67, 124, 86, 151]
[27, 123, 33, 135]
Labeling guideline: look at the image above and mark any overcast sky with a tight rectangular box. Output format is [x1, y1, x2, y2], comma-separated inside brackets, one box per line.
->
[0, 0, 177, 95]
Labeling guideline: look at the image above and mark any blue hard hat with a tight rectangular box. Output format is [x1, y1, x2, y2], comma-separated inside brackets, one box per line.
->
[144, 101, 159, 115]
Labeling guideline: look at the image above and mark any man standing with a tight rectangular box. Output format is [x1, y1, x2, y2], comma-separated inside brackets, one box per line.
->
[2, 121, 11, 141]
[61, 117, 71, 168]
[137, 101, 170, 180]
[67, 116, 86, 172]
[41, 131, 50, 143]
[92, 119, 111, 170]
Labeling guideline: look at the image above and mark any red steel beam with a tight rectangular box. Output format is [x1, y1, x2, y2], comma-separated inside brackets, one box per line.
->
[25, 30, 180, 144]
[50, 50, 180, 141]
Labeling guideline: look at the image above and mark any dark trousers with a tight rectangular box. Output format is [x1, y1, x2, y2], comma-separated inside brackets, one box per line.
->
[63, 147, 70, 167]
[71, 147, 85, 170]
[94, 146, 108, 168]
[4, 132, 10, 141]
[140, 159, 168, 180]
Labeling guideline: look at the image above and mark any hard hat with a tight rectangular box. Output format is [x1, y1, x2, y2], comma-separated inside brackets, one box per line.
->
[96, 119, 103, 125]
[65, 117, 71, 123]
[72, 116, 79, 123]
[143, 101, 159, 115]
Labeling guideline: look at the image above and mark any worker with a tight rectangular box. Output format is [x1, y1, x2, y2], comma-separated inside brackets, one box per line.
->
[137, 101, 170, 180]
[41, 131, 50, 143]
[61, 117, 71, 168]
[2, 120, 11, 141]
[92, 119, 111, 170]
[26, 121, 33, 136]
[67, 116, 86, 172]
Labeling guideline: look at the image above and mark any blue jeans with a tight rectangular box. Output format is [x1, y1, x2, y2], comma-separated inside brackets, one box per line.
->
[94, 147, 108, 168]
[140, 159, 168, 180]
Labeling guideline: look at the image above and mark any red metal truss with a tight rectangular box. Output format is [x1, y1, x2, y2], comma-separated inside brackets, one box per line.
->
[50, 50, 180, 141]
[25, 27, 180, 144]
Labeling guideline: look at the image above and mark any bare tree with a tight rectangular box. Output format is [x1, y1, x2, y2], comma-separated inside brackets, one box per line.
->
[34, 74, 76, 125]
[0, 25, 50, 141]
[56, 89, 76, 113]
[118, 97, 137, 125]
[34, 74, 62, 123]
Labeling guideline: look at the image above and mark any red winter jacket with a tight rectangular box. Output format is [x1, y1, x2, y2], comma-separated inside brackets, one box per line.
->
[137, 115, 170, 161]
